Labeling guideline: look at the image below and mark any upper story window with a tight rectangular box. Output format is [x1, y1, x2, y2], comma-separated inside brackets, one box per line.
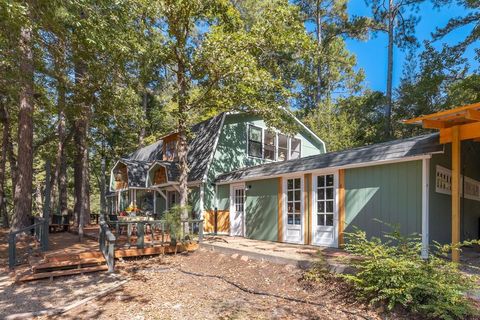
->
[264, 130, 276, 160]
[248, 125, 263, 158]
[164, 140, 178, 160]
[247, 124, 301, 161]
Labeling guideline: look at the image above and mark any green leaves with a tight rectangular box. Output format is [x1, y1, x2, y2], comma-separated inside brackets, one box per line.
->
[342, 225, 479, 319]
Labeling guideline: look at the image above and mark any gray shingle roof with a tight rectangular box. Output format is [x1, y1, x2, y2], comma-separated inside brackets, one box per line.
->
[117, 113, 225, 188]
[215, 133, 443, 183]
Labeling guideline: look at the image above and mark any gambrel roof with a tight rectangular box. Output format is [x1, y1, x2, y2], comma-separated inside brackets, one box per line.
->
[215, 133, 443, 183]
[112, 113, 226, 189]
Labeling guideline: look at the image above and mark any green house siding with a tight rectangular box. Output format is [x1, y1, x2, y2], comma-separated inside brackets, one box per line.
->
[217, 184, 230, 211]
[205, 113, 324, 210]
[345, 161, 423, 239]
[429, 142, 480, 244]
[245, 179, 278, 241]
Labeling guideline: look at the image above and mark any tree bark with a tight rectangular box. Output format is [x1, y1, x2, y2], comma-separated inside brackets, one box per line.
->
[0, 105, 9, 227]
[73, 54, 91, 241]
[138, 89, 148, 148]
[315, 0, 323, 106]
[12, 22, 34, 231]
[385, 0, 394, 138]
[100, 153, 106, 215]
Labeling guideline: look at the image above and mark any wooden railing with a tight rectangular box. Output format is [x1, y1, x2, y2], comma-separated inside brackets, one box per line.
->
[104, 218, 204, 249]
[99, 216, 116, 272]
[8, 217, 49, 269]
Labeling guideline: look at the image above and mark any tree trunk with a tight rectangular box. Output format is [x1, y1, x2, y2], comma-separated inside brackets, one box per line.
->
[12, 22, 34, 231]
[177, 52, 190, 230]
[315, 0, 323, 106]
[138, 89, 148, 147]
[385, 0, 394, 138]
[0, 105, 9, 227]
[43, 161, 51, 224]
[73, 56, 91, 241]
[100, 141, 106, 215]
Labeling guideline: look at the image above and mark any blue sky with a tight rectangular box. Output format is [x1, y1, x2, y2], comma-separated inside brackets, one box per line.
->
[345, 1, 478, 92]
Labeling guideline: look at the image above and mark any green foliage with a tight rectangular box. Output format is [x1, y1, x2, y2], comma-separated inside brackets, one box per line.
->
[341, 225, 479, 319]
[164, 204, 191, 245]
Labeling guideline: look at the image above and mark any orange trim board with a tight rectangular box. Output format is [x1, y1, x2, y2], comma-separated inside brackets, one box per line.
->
[204, 210, 230, 233]
[304, 174, 312, 245]
[403, 102, 480, 124]
[439, 122, 480, 144]
[338, 169, 346, 247]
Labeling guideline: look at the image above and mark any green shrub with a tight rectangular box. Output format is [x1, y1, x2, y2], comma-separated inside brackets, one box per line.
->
[341, 225, 479, 319]
[164, 205, 190, 245]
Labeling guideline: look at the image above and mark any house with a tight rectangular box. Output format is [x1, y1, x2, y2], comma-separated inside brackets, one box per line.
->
[107, 112, 326, 228]
[108, 104, 480, 260]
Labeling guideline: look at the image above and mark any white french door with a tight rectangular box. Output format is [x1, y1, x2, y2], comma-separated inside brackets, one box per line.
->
[283, 177, 304, 244]
[230, 184, 245, 237]
[312, 173, 338, 247]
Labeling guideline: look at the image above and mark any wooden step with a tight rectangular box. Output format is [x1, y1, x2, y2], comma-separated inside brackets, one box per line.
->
[45, 251, 104, 263]
[33, 257, 106, 273]
[19, 265, 109, 282]
[114, 242, 199, 258]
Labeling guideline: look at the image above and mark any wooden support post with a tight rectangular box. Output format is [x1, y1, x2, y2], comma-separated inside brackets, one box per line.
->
[421, 158, 430, 259]
[137, 222, 144, 249]
[451, 126, 461, 262]
[277, 177, 283, 242]
[338, 170, 346, 247]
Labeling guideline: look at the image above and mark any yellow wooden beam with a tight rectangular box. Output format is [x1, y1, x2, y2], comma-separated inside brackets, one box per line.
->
[451, 126, 461, 262]
[466, 109, 480, 121]
[338, 169, 346, 247]
[439, 121, 480, 144]
[277, 177, 283, 242]
[404, 102, 480, 124]
[422, 119, 448, 129]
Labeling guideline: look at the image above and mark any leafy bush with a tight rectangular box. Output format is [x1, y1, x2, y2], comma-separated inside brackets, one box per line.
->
[341, 225, 479, 319]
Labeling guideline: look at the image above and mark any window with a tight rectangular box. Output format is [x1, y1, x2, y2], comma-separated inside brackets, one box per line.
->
[316, 174, 334, 226]
[165, 140, 177, 160]
[290, 138, 301, 160]
[248, 125, 262, 158]
[436, 165, 480, 202]
[287, 178, 302, 225]
[278, 134, 288, 161]
[264, 130, 276, 160]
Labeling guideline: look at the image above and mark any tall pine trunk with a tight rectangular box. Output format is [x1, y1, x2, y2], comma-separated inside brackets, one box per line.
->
[177, 53, 189, 228]
[315, 0, 322, 106]
[12, 22, 34, 231]
[0, 105, 9, 227]
[385, 0, 394, 138]
[73, 56, 91, 241]
[138, 89, 148, 148]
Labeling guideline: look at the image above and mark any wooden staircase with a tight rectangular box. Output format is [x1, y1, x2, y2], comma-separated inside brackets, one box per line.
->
[18, 251, 108, 282]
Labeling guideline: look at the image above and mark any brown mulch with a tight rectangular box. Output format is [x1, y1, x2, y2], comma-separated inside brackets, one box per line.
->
[44, 249, 417, 320]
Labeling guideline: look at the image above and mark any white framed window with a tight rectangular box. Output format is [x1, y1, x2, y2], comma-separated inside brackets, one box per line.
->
[247, 124, 302, 162]
[264, 130, 276, 160]
[286, 178, 302, 225]
[316, 174, 335, 226]
[248, 125, 263, 158]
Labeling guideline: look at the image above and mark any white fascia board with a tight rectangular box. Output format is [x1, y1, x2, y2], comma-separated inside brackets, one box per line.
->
[215, 154, 433, 185]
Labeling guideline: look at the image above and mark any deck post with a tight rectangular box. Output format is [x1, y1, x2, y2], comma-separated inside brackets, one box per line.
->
[137, 222, 144, 248]
[421, 158, 430, 259]
[338, 169, 346, 247]
[451, 126, 461, 262]
[199, 220, 204, 242]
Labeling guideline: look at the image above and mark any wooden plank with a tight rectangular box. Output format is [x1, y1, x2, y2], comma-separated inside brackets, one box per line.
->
[404, 102, 480, 124]
[114, 243, 199, 258]
[46, 251, 104, 263]
[33, 258, 106, 272]
[277, 177, 283, 242]
[338, 170, 346, 247]
[19, 265, 108, 282]
[451, 126, 461, 262]
[466, 109, 480, 121]
[422, 119, 448, 129]
[440, 121, 480, 143]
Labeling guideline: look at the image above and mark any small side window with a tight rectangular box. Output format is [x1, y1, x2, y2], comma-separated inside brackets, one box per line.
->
[248, 125, 262, 158]
[278, 134, 288, 161]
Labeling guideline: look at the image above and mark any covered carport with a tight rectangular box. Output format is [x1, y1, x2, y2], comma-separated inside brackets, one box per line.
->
[404, 102, 480, 262]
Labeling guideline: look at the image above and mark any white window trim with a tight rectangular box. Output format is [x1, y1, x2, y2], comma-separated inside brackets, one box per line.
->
[282, 175, 305, 244]
[311, 172, 339, 247]
[247, 124, 303, 162]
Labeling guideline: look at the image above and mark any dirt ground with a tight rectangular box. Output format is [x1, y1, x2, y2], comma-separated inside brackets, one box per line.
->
[39, 248, 413, 320]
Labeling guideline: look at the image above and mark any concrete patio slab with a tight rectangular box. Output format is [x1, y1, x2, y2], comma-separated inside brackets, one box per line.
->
[201, 236, 352, 272]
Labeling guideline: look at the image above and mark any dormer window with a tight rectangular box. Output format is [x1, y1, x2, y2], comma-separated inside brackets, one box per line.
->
[247, 124, 301, 161]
